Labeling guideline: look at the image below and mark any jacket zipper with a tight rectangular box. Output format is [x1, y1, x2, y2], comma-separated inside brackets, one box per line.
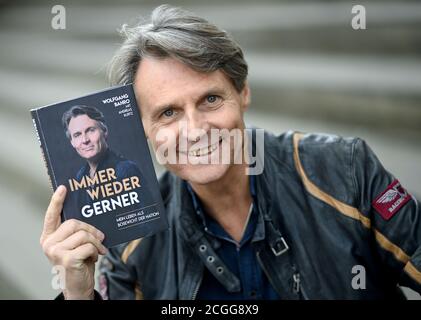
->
[258, 250, 308, 300]
[293, 271, 309, 299]
[293, 273, 301, 294]
[191, 273, 203, 300]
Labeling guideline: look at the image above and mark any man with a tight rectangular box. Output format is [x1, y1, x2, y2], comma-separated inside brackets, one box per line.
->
[62, 105, 147, 230]
[63, 105, 142, 181]
[40, 5, 421, 299]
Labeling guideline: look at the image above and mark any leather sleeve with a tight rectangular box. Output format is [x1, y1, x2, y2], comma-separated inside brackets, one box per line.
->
[352, 138, 421, 293]
[97, 243, 140, 300]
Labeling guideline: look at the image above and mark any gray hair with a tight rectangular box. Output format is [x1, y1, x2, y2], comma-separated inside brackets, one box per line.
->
[107, 4, 248, 92]
[62, 105, 108, 140]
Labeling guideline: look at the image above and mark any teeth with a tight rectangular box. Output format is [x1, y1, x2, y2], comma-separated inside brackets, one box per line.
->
[188, 141, 219, 157]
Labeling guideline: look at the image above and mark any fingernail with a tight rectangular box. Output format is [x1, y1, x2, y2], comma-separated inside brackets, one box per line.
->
[57, 185, 66, 195]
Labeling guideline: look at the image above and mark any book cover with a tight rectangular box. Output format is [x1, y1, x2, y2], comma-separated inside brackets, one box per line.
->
[31, 84, 168, 248]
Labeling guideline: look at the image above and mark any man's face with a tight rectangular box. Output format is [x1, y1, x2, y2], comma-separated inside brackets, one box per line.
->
[134, 57, 250, 185]
[68, 114, 108, 162]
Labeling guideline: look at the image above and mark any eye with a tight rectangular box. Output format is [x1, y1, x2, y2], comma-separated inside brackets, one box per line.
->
[162, 108, 175, 118]
[206, 95, 218, 103]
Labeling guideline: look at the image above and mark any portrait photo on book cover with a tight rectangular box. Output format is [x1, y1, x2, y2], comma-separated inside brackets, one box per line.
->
[62, 104, 152, 219]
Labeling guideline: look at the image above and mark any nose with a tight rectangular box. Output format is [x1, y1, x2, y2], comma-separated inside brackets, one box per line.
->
[82, 133, 90, 144]
[183, 107, 210, 142]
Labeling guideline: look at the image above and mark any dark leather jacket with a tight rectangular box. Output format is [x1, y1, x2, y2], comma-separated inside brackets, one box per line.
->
[98, 130, 421, 299]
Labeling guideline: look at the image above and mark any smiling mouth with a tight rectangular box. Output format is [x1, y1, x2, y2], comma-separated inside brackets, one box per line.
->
[181, 138, 223, 157]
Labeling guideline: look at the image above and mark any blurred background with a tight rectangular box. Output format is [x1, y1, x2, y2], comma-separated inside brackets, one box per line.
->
[0, 0, 420, 299]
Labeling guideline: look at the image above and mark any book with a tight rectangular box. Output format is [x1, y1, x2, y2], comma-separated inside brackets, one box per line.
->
[31, 84, 168, 248]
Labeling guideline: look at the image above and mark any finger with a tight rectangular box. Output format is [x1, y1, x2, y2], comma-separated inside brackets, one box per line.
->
[60, 230, 107, 255]
[71, 243, 99, 262]
[41, 185, 66, 242]
[48, 219, 105, 245]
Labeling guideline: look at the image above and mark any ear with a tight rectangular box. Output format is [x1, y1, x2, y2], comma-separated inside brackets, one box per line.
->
[240, 81, 251, 112]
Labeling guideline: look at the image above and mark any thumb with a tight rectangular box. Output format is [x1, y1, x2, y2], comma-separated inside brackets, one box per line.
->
[41, 185, 67, 240]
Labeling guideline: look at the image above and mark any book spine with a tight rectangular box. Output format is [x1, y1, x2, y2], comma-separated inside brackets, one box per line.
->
[30, 110, 57, 193]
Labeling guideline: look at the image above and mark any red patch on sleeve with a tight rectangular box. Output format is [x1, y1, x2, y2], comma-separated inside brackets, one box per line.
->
[372, 180, 411, 220]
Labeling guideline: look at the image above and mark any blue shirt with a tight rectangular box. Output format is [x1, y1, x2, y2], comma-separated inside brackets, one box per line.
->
[186, 176, 280, 300]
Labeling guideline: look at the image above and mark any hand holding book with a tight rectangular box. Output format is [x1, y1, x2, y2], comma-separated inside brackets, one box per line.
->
[32, 85, 168, 299]
[40, 185, 107, 300]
